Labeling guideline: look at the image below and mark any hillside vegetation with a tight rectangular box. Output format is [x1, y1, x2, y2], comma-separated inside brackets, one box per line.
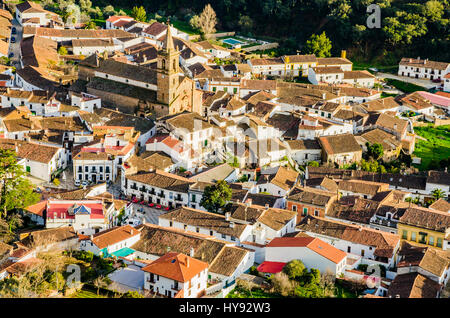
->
[89, 0, 449, 64]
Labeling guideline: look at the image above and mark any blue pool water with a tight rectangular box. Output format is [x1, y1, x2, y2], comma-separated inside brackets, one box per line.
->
[222, 38, 244, 46]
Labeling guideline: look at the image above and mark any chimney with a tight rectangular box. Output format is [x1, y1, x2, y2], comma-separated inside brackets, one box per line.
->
[358, 226, 362, 232]
[229, 222, 235, 228]
[322, 93, 326, 100]
[307, 218, 310, 224]
[90, 234, 93, 240]
[245, 198, 252, 207]
[190, 247, 195, 257]
[142, 216, 146, 225]
[225, 212, 231, 221]
[185, 256, 189, 267]
[264, 204, 269, 210]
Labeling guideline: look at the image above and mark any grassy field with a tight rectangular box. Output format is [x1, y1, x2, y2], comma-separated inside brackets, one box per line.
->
[384, 79, 426, 93]
[92, 19, 106, 27]
[381, 92, 399, 98]
[352, 60, 398, 74]
[413, 125, 450, 170]
[72, 290, 107, 298]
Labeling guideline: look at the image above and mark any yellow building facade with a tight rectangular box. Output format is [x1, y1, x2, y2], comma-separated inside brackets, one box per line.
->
[397, 222, 446, 249]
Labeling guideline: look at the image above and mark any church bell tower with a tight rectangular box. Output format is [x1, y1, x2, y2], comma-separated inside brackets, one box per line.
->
[157, 20, 180, 106]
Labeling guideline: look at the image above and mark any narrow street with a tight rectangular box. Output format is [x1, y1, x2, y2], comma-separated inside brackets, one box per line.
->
[8, 18, 23, 71]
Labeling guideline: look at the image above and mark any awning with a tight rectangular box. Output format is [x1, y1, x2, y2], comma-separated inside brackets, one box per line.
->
[256, 261, 286, 274]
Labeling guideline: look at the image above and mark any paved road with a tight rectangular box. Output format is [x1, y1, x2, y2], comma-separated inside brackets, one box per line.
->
[376, 72, 438, 90]
[8, 18, 23, 70]
[127, 203, 169, 225]
[108, 265, 145, 293]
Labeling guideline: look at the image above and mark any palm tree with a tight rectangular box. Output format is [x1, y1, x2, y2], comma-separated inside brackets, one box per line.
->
[431, 189, 445, 200]
[93, 276, 108, 296]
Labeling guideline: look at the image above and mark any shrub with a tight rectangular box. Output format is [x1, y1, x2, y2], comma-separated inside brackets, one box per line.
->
[271, 272, 295, 297]
[249, 266, 259, 276]
[122, 291, 144, 298]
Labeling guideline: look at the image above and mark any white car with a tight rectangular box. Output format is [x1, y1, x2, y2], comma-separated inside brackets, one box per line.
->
[82, 180, 89, 186]
[74, 180, 81, 187]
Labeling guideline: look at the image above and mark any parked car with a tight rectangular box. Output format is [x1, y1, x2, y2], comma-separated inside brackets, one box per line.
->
[8, 52, 13, 58]
[11, 27, 16, 34]
[10, 37, 15, 43]
[82, 180, 89, 186]
[74, 180, 81, 187]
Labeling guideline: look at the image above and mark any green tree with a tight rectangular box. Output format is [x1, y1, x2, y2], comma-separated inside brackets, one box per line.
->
[92, 6, 102, 19]
[294, 283, 324, 298]
[303, 32, 332, 57]
[79, 0, 92, 13]
[0, 149, 40, 219]
[282, 260, 306, 281]
[431, 188, 445, 200]
[366, 142, 384, 161]
[238, 15, 254, 35]
[85, 21, 96, 29]
[102, 5, 115, 18]
[189, 14, 201, 31]
[422, 1, 444, 22]
[200, 180, 232, 213]
[131, 6, 147, 22]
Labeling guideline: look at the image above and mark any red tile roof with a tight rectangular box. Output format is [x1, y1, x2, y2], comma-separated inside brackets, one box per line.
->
[267, 237, 347, 264]
[47, 201, 104, 220]
[142, 252, 208, 283]
[24, 200, 47, 217]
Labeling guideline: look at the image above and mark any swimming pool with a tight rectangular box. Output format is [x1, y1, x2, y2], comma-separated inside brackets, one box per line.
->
[222, 38, 245, 46]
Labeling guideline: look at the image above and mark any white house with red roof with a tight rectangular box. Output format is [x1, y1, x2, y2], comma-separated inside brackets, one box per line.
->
[260, 236, 347, 276]
[105, 16, 135, 29]
[45, 200, 107, 235]
[73, 131, 136, 184]
[79, 225, 141, 260]
[23, 200, 47, 225]
[70, 92, 101, 113]
[146, 134, 203, 171]
[142, 252, 208, 298]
